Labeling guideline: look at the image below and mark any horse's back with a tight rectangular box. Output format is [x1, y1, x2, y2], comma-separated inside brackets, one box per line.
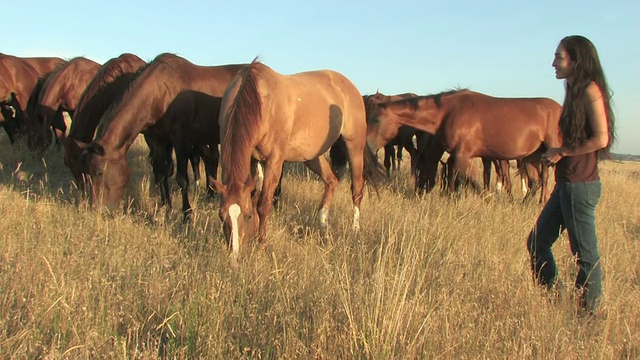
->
[443, 91, 562, 157]
[0, 55, 39, 106]
[280, 68, 365, 150]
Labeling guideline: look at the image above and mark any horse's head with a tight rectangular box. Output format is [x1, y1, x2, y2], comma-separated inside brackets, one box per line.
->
[365, 101, 400, 152]
[65, 139, 89, 187]
[209, 175, 260, 260]
[81, 142, 130, 210]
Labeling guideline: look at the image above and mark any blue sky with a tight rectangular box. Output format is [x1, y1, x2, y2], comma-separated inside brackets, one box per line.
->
[6, 1, 639, 154]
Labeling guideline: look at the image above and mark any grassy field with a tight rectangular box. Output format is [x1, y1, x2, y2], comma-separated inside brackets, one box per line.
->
[0, 134, 639, 359]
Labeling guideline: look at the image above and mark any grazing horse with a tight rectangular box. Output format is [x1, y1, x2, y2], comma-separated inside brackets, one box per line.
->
[0, 54, 40, 142]
[366, 89, 562, 201]
[19, 56, 67, 78]
[210, 59, 385, 261]
[81, 53, 245, 214]
[27, 56, 101, 152]
[64, 53, 147, 187]
[363, 92, 419, 176]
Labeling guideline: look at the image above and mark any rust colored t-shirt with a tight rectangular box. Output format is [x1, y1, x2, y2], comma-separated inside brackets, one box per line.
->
[555, 151, 599, 183]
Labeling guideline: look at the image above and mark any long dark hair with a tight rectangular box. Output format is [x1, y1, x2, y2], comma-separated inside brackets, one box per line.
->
[558, 35, 615, 159]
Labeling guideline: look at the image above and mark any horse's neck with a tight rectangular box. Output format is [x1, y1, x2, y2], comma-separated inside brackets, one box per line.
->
[392, 102, 443, 134]
[98, 78, 180, 156]
[39, 79, 65, 111]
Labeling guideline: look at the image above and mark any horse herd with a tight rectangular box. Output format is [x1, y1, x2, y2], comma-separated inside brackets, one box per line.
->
[0, 52, 562, 261]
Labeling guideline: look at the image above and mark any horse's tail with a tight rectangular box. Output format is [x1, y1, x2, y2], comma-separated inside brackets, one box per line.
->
[329, 137, 349, 180]
[363, 143, 387, 192]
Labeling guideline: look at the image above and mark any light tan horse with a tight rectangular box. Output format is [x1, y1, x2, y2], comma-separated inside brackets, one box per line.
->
[210, 59, 385, 261]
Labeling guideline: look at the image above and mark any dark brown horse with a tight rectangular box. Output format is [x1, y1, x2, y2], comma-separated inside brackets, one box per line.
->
[64, 53, 147, 187]
[80, 53, 245, 214]
[210, 59, 385, 261]
[0, 54, 40, 142]
[367, 89, 562, 201]
[27, 56, 101, 152]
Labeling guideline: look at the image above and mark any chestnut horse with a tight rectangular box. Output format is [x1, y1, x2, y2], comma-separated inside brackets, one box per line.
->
[81, 53, 245, 215]
[19, 55, 67, 78]
[64, 53, 147, 187]
[367, 89, 561, 201]
[27, 56, 101, 152]
[210, 59, 385, 261]
[364, 92, 419, 176]
[0, 54, 40, 142]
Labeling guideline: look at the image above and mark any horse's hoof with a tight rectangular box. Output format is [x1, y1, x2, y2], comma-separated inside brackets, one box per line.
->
[182, 209, 193, 224]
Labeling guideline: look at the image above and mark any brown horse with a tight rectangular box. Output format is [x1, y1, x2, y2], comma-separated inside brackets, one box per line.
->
[80, 53, 245, 214]
[27, 56, 101, 152]
[367, 89, 562, 201]
[19, 56, 67, 78]
[64, 53, 147, 187]
[0, 54, 40, 142]
[364, 92, 419, 176]
[210, 59, 385, 261]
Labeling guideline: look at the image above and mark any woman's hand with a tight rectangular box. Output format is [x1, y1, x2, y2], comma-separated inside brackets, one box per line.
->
[542, 147, 565, 167]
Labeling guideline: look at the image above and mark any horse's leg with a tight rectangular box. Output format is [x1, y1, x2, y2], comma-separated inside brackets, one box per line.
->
[404, 137, 418, 177]
[303, 156, 340, 235]
[201, 144, 220, 198]
[146, 136, 174, 209]
[396, 144, 403, 171]
[453, 153, 482, 193]
[415, 134, 445, 194]
[189, 145, 201, 188]
[256, 159, 286, 243]
[174, 141, 193, 222]
[482, 158, 492, 192]
[499, 160, 513, 197]
[383, 143, 393, 177]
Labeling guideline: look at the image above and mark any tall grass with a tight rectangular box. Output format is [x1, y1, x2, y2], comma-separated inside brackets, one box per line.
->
[0, 134, 638, 359]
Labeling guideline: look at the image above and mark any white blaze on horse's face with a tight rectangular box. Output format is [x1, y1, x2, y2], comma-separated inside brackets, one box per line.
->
[228, 203, 241, 260]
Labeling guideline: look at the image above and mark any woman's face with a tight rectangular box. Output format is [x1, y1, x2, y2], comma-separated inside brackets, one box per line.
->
[552, 45, 574, 81]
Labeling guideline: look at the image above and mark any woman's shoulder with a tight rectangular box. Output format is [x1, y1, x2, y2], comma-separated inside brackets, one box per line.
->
[585, 82, 604, 103]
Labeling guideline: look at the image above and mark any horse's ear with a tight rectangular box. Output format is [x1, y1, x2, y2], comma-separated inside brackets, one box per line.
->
[209, 176, 226, 195]
[87, 142, 105, 156]
[75, 140, 90, 149]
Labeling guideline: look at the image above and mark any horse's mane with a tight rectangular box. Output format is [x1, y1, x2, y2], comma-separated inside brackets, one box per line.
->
[71, 55, 146, 141]
[399, 88, 469, 110]
[221, 58, 263, 184]
[25, 72, 55, 116]
[93, 54, 173, 138]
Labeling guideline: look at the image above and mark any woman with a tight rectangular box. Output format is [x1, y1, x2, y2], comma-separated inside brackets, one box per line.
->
[527, 35, 615, 315]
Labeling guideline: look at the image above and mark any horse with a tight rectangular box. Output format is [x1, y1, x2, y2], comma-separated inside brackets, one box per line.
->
[80, 53, 245, 215]
[209, 59, 386, 261]
[26, 56, 101, 153]
[19, 56, 67, 78]
[363, 92, 419, 176]
[366, 89, 562, 202]
[0, 54, 40, 143]
[64, 53, 147, 188]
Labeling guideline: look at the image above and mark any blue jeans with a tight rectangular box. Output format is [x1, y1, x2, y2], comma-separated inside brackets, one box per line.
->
[527, 181, 602, 312]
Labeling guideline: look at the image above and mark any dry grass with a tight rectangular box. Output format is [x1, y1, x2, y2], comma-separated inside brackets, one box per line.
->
[0, 134, 638, 359]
